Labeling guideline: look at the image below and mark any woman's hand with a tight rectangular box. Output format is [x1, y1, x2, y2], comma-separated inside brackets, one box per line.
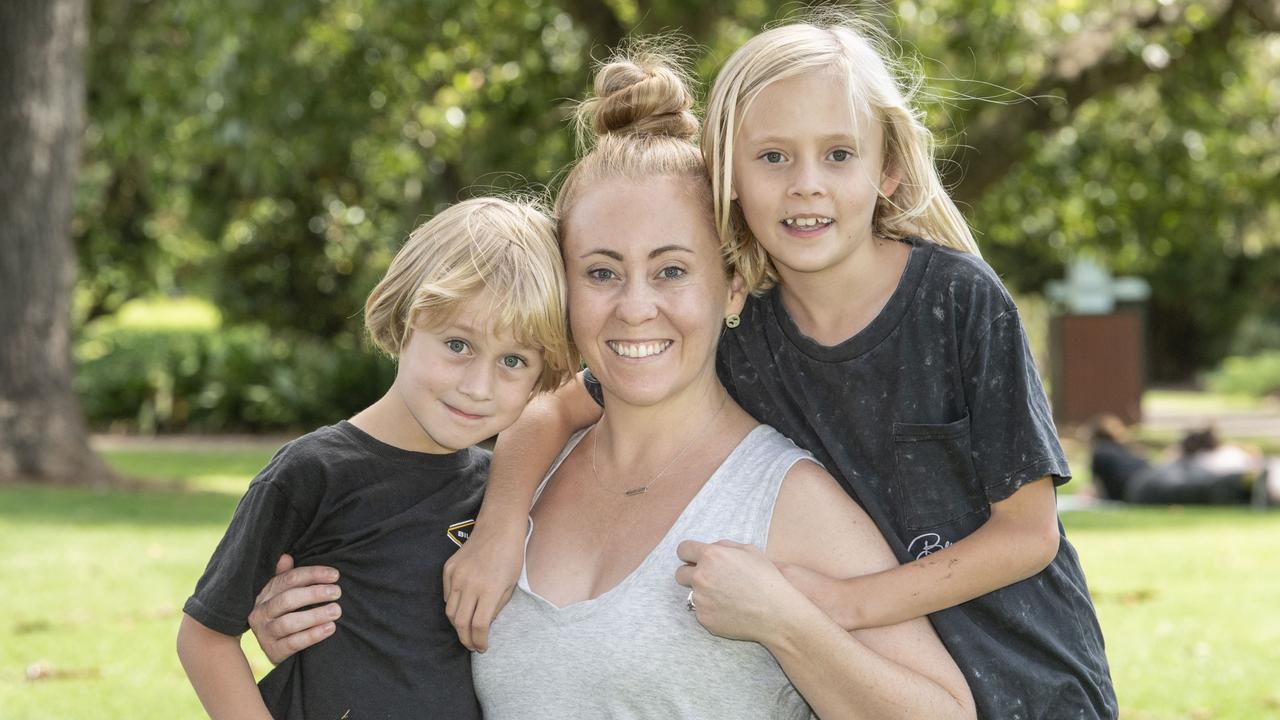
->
[674, 539, 810, 644]
[247, 554, 341, 665]
[442, 521, 525, 652]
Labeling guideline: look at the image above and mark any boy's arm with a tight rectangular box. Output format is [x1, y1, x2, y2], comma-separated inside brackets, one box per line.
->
[442, 370, 602, 651]
[177, 614, 273, 720]
[782, 476, 1060, 629]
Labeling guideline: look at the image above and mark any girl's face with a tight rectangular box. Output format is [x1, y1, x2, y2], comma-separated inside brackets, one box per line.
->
[731, 70, 899, 284]
[562, 176, 745, 409]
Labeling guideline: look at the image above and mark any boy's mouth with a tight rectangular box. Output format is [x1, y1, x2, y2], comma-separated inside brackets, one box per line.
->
[606, 340, 672, 359]
[445, 403, 485, 421]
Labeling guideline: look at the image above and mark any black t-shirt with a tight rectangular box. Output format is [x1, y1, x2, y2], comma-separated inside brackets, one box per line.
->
[183, 421, 486, 720]
[715, 238, 1117, 718]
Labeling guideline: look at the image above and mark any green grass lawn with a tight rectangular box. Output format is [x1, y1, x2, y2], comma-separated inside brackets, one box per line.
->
[2, 447, 1278, 719]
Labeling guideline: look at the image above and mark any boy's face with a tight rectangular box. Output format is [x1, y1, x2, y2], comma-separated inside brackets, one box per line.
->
[392, 291, 544, 453]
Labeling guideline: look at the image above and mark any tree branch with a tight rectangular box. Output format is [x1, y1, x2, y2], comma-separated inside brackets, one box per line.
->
[951, 0, 1254, 206]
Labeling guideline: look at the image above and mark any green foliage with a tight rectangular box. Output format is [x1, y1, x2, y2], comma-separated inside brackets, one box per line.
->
[1206, 351, 1280, 398]
[74, 298, 394, 432]
[77, 0, 1280, 400]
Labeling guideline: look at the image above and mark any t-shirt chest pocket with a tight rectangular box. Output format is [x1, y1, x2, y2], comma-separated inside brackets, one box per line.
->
[891, 414, 985, 531]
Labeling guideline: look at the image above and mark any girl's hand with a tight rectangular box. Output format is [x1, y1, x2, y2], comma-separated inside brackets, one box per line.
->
[776, 561, 860, 630]
[247, 554, 341, 665]
[674, 539, 810, 644]
[442, 521, 525, 652]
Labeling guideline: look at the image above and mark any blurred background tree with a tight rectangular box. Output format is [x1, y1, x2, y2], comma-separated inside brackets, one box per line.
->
[54, 0, 1280, 443]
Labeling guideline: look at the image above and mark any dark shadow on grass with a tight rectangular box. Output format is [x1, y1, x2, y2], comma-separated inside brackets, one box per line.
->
[0, 483, 239, 528]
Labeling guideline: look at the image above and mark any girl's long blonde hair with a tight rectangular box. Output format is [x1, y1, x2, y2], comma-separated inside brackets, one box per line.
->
[704, 16, 979, 293]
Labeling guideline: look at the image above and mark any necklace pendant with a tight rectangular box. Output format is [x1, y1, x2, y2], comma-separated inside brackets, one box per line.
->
[624, 486, 648, 497]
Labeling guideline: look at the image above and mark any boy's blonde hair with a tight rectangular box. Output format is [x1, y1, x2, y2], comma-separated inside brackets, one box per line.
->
[364, 197, 571, 394]
[555, 42, 722, 265]
[704, 16, 980, 293]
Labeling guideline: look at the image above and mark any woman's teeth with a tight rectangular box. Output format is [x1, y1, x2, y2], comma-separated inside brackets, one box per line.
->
[607, 340, 672, 358]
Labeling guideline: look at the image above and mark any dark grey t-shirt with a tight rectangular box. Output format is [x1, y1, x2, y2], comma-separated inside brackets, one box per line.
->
[715, 238, 1117, 719]
[183, 421, 485, 720]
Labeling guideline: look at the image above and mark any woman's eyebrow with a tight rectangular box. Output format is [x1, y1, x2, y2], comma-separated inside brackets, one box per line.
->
[579, 246, 694, 260]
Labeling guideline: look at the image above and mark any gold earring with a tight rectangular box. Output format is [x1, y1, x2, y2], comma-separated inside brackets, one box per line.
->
[724, 314, 741, 329]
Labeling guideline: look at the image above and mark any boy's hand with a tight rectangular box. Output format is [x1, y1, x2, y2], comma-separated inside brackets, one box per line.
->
[442, 521, 524, 652]
[247, 554, 341, 665]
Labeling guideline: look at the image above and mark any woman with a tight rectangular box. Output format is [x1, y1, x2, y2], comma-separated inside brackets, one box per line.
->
[248, 50, 975, 719]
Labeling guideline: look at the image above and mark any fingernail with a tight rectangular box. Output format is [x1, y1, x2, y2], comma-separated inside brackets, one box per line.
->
[326, 586, 341, 599]
[322, 622, 335, 635]
[325, 570, 339, 581]
[327, 605, 341, 619]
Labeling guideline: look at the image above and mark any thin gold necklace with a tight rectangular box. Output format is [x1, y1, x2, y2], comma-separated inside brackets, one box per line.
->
[591, 394, 730, 497]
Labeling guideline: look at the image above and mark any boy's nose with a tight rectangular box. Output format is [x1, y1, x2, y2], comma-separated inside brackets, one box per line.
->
[456, 362, 495, 402]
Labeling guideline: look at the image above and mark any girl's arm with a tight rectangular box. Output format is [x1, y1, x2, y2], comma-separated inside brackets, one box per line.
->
[676, 462, 975, 720]
[441, 370, 602, 651]
[177, 614, 273, 720]
[781, 476, 1060, 630]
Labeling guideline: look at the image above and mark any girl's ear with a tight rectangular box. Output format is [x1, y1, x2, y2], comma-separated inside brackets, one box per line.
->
[879, 159, 901, 199]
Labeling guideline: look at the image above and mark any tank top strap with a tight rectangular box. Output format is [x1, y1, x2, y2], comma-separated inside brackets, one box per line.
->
[661, 425, 817, 553]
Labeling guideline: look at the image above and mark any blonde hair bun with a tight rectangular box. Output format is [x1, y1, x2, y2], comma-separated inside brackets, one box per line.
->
[579, 55, 699, 142]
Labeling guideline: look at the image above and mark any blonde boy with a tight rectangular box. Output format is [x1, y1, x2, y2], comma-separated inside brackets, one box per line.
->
[177, 197, 570, 719]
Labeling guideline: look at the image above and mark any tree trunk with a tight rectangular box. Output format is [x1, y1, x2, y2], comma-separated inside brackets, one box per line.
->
[0, 0, 114, 486]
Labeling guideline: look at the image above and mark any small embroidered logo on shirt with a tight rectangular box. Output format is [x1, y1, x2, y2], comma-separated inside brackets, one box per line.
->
[908, 532, 953, 560]
[445, 519, 476, 548]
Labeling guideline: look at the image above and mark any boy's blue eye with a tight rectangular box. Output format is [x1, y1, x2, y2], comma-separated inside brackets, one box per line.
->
[446, 339, 469, 354]
[762, 151, 784, 164]
[501, 355, 527, 369]
[829, 149, 852, 162]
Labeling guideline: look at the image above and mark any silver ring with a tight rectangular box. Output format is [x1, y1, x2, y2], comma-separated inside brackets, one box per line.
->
[685, 590, 696, 613]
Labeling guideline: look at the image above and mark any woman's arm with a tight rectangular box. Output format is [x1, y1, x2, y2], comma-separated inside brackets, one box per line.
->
[780, 477, 1060, 630]
[676, 462, 975, 720]
[177, 614, 274, 720]
[445, 369, 603, 651]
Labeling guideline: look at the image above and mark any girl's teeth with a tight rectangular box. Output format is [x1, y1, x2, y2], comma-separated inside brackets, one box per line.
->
[784, 217, 833, 228]
[609, 341, 671, 358]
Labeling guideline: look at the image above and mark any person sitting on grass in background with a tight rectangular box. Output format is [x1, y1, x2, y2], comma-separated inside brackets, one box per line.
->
[1088, 414, 1152, 501]
[176, 197, 571, 720]
[1116, 422, 1267, 506]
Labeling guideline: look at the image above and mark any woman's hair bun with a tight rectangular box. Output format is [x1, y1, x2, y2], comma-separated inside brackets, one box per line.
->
[577, 52, 699, 142]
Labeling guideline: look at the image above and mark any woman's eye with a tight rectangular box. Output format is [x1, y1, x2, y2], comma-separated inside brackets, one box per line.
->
[587, 268, 617, 282]
[659, 266, 686, 280]
[446, 339, 469, 354]
[829, 149, 852, 162]
[501, 355, 527, 369]
[762, 151, 784, 164]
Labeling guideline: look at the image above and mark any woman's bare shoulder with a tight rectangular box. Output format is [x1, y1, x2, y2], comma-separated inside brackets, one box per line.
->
[766, 460, 898, 577]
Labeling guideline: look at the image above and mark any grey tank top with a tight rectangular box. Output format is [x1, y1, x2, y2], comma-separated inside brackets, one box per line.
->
[472, 424, 818, 719]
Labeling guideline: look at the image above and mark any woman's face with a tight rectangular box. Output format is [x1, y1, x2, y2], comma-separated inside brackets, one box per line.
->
[562, 175, 746, 409]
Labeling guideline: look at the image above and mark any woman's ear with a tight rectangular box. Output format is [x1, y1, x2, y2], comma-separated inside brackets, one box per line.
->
[726, 272, 748, 316]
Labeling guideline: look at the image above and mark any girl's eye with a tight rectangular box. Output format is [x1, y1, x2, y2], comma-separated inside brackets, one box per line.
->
[829, 149, 853, 162]
[659, 266, 686, 280]
[762, 151, 785, 164]
[445, 339, 469, 354]
[501, 355, 527, 369]
[587, 268, 617, 282]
